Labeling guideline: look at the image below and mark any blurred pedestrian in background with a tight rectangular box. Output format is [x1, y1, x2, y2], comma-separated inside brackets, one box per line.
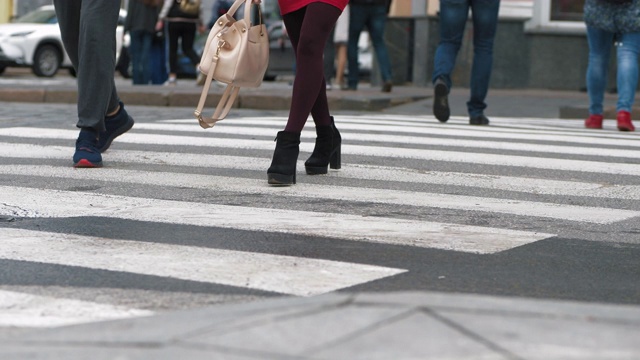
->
[334, 4, 349, 90]
[267, 0, 347, 186]
[125, 0, 161, 85]
[207, 0, 234, 28]
[156, 0, 205, 86]
[584, 0, 639, 132]
[432, 0, 500, 126]
[53, 0, 134, 168]
[346, 0, 393, 92]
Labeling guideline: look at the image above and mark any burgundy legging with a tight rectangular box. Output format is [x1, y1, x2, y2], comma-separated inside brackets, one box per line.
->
[282, 3, 342, 132]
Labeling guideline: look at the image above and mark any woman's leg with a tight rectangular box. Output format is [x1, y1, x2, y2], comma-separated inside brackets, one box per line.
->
[586, 26, 613, 116]
[180, 22, 201, 66]
[167, 22, 180, 80]
[615, 32, 640, 113]
[282, 3, 342, 132]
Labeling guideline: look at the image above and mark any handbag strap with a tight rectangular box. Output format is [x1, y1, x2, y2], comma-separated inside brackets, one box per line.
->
[193, 0, 258, 128]
[193, 57, 240, 128]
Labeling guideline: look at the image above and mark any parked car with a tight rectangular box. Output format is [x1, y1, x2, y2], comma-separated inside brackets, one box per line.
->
[0, 5, 127, 77]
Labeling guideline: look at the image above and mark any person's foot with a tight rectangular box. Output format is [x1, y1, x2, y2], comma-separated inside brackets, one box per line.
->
[97, 101, 134, 152]
[584, 114, 603, 129]
[433, 78, 450, 123]
[196, 72, 206, 86]
[381, 81, 392, 93]
[469, 114, 490, 126]
[164, 77, 177, 86]
[617, 111, 635, 132]
[73, 129, 102, 168]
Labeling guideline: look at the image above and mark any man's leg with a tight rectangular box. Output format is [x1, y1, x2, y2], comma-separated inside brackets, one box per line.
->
[347, 4, 367, 90]
[467, 0, 499, 122]
[432, 0, 469, 122]
[367, 4, 393, 91]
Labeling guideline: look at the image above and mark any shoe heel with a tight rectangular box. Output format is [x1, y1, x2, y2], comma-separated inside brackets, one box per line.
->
[268, 171, 296, 185]
[330, 145, 341, 169]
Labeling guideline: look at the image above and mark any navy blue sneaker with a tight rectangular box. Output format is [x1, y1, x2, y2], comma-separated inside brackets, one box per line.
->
[73, 129, 102, 168]
[98, 101, 134, 152]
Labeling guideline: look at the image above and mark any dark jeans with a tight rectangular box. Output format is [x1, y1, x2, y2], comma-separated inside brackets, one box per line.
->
[53, 0, 120, 131]
[347, 3, 392, 89]
[432, 0, 500, 117]
[129, 30, 154, 85]
[167, 21, 200, 74]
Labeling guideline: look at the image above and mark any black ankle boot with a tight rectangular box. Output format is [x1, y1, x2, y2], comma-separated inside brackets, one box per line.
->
[267, 131, 301, 185]
[304, 117, 342, 175]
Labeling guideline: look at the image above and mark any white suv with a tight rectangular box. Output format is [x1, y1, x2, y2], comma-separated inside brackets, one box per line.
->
[0, 5, 126, 77]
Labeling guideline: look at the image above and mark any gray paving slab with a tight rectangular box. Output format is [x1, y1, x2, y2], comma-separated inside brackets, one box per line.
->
[2, 292, 639, 360]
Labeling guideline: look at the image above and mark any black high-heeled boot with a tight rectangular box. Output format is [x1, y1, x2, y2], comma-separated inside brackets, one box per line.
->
[304, 117, 342, 175]
[267, 131, 301, 185]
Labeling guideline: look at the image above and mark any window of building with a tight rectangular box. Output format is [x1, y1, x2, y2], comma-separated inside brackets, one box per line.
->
[550, 0, 585, 22]
[526, 0, 586, 34]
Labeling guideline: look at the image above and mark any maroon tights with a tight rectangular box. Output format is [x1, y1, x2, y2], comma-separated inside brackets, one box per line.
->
[282, 3, 342, 132]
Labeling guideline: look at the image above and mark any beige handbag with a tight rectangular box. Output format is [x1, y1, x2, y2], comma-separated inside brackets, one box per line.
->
[194, 0, 269, 128]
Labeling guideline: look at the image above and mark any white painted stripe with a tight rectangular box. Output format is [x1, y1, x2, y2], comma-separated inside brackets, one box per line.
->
[131, 123, 640, 159]
[165, 116, 640, 145]
[0, 165, 635, 224]
[3, 124, 639, 162]
[3, 126, 640, 176]
[0, 228, 405, 297]
[0, 289, 152, 328]
[3, 143, 639, 200]
[0, 186, 554, 254]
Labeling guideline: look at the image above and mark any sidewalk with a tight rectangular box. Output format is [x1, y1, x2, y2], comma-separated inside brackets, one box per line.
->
[0, 74, 600, 118]
[1, 291, 639, 359]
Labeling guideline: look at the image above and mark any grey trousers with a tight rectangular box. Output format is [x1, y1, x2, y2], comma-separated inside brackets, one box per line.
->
[53, 0, 121, 132]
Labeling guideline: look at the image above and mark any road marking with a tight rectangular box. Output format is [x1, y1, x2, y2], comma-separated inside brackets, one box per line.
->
[161, 117, 640, 148]
[0, 186, 554, 254]
[0, 165, 635, 224]
[3, 126, 640, 176]
[129, 123, 640, 159]
[0, 228, 405, 297]
[0, 153, 636, 199]
[0, 289, 153, 328]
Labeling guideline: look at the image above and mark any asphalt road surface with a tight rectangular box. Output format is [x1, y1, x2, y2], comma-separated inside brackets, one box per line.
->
[0, 97, 639, 337]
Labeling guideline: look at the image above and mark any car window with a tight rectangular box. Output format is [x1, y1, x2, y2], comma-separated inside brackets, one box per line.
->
[14, 9, 58, 24]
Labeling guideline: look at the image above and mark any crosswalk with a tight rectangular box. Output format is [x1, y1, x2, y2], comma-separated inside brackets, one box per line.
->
[0, 111, 638, 329]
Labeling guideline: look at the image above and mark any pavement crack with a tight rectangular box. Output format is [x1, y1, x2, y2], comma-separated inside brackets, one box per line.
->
[423, 307, 526, 360]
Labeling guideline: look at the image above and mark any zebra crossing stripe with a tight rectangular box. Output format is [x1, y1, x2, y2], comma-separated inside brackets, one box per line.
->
[129, 123, 640, 159]
[0, 288, 153, 328]
[2, 127, 640, 176]
[161, 117, 640, 148]
[0, 151, 636, 199]
[0, 228, 406, 297]
[0, 165, 635, 224]
[0, 186, 554, 254]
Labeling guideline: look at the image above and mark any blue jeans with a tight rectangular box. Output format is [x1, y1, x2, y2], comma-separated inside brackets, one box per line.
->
[129, 30, 154, 85]
[347, 3, 392, 89]
[586, 27, 640, 115]
[432, 0, 500, 117]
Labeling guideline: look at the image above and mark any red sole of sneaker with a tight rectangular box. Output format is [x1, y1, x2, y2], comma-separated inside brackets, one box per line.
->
[74, 159, 103, 168]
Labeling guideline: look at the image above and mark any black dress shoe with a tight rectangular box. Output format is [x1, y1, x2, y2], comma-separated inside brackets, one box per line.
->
[469, 114, 490, 125]
[433, 78, 450, 123]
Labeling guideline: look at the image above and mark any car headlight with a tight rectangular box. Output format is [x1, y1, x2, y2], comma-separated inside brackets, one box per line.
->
[10, 31, 35, 37]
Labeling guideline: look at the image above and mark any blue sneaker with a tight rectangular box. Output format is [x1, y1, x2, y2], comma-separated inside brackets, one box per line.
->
[98, 101, 134, 152]
[73, 129, 102, 168]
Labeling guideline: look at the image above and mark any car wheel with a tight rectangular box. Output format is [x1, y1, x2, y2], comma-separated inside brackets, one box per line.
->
[0, 65, 6, 75]
[32, 44, 61, 77]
